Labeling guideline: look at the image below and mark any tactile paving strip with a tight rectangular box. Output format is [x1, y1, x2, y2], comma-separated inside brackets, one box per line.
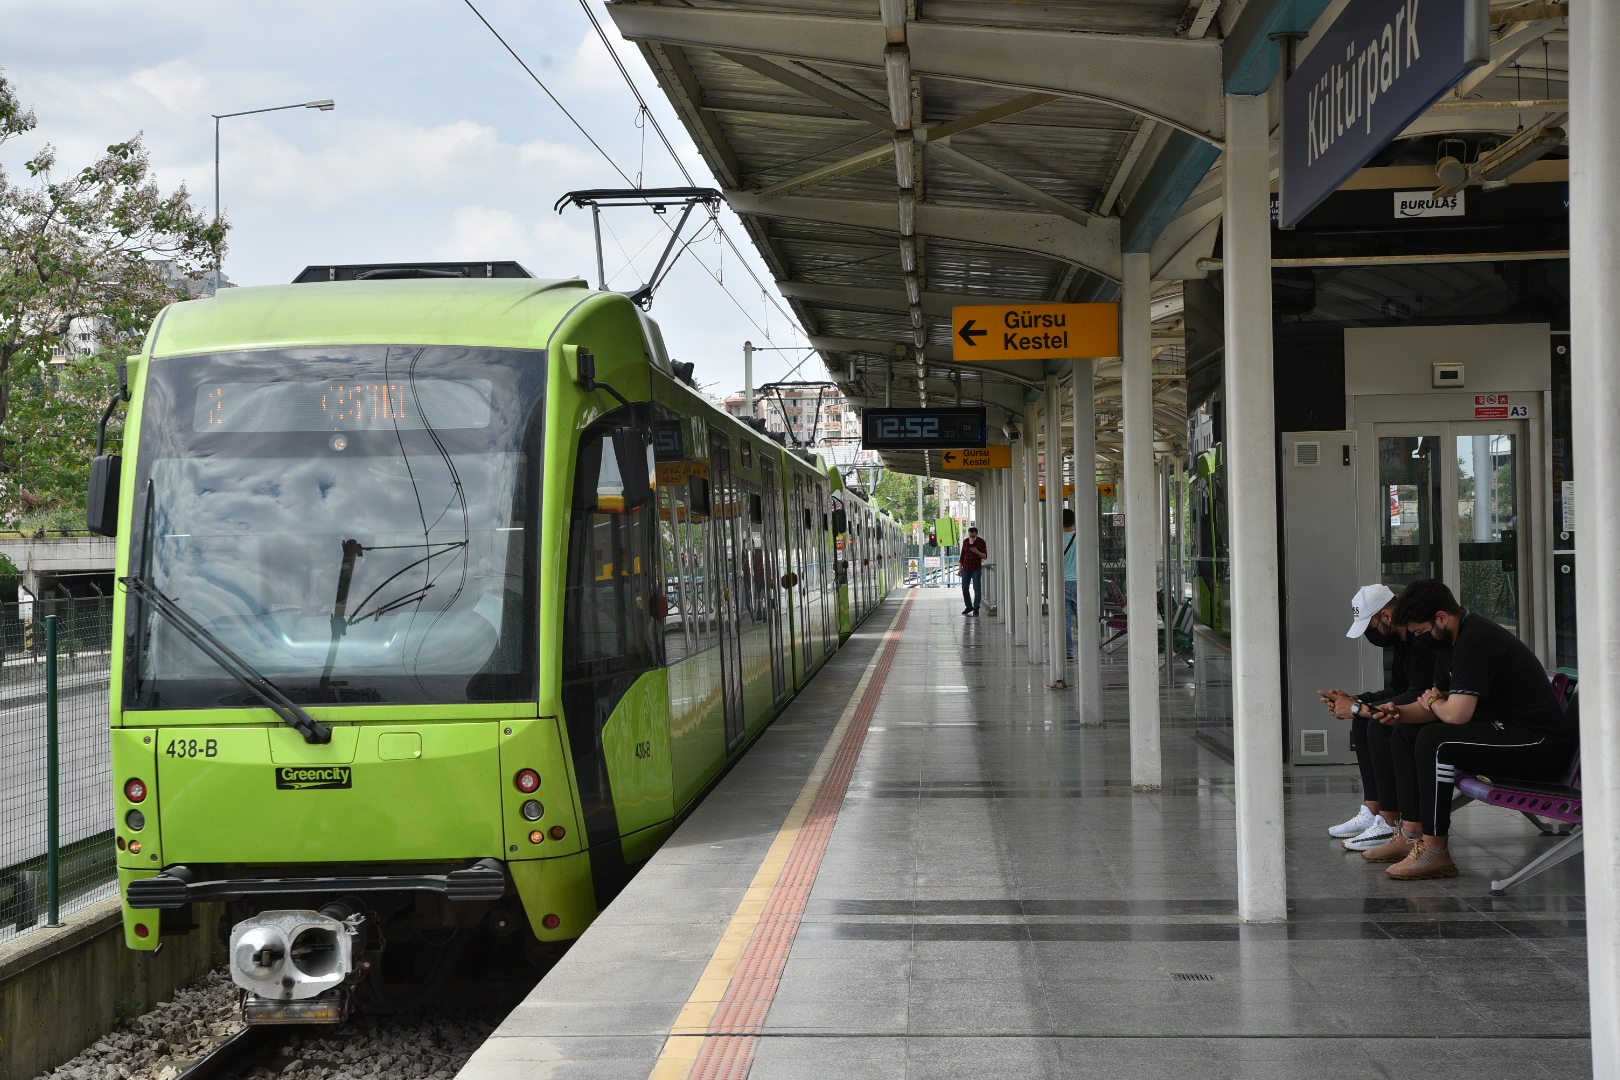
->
[686, 592, 916, 1080]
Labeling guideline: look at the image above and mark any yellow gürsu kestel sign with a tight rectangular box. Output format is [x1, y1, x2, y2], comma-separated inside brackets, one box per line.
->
[952, 303, 1119, 362]
[941, 446, 1012, 470]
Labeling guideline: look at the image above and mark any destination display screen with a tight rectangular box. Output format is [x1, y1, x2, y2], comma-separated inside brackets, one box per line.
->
[861, 407, 987, 450]
[192, 379, 493, 431]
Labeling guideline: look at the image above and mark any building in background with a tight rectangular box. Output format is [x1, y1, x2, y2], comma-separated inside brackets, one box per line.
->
[720, 384, 860, 447]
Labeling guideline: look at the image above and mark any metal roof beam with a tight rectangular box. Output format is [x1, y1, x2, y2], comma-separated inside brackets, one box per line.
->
[927, 142, 1101, 225]
[726, 191, 1122, 280]
[717, 51, 896, 132]
[782, 280, 1063, 318]
[608, 3, 1226, 143]
[756, 143, 896, 197]
[924, 93, 1060, 142]
[1450, 19, 1566, 100]
[701, 96, 858, 121]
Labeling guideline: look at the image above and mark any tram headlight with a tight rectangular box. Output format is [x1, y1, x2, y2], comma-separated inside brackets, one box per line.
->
[521, 799, 544, 821]
[514, 769, 540, 793]
[125, 809, 146, 831]
[124, 778, 148, 803]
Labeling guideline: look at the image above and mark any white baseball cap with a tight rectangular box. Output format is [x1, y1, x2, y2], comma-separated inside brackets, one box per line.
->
[1346, 584, 1397, 638]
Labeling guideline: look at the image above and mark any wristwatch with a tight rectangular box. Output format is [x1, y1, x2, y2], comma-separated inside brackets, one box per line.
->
[1350, 702, 1362, 718]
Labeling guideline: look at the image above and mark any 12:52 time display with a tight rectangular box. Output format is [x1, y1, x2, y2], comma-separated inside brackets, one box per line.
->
[861, 408, 986, 450]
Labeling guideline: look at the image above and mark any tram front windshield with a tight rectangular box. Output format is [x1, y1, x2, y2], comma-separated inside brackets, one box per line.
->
[126, 346, 544, 708]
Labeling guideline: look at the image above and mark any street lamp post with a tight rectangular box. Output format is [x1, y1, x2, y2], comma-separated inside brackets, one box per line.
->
[212, 99, 335, 273]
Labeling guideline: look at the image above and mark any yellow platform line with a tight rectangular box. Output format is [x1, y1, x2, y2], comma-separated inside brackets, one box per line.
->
[646, 596, 908, 1080]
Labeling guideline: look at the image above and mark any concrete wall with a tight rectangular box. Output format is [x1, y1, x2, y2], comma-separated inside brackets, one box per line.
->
[0, 899, 222, 1080]
[0, 535, 117, 597]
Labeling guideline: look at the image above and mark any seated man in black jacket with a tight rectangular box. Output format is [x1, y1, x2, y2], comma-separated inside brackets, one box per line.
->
[1320, 584, 1436, 852]
[1371, 579, 1574, 880]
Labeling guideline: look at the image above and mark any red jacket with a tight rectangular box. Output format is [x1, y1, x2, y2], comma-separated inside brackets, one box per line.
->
[959, 536, 987, 572]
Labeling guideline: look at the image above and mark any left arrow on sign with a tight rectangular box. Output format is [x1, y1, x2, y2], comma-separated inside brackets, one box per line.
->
[943, 452, 957, 464]
[958, 319, 986, 347]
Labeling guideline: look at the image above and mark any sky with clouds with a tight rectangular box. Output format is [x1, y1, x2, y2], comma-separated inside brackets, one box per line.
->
[0, 0, 820, 395]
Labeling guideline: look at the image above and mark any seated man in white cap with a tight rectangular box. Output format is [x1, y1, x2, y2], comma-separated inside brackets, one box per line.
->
[1318, 583, 1436, 851]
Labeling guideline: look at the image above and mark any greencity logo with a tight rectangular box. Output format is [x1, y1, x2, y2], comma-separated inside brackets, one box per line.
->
[275, 766, 353, 790]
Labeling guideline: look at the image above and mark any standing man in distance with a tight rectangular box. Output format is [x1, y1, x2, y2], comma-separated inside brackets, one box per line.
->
[960, 525, 987, 616]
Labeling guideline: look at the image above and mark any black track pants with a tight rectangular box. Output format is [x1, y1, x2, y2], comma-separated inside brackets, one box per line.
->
[1351, 712, 1377, 802]
[1391, 719, 1574, 837]
[1353, 714, 1399, 808]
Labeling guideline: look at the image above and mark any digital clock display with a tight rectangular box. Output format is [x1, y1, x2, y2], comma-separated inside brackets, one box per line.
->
[192, 379, 493, 432]
[861, 408, 987, 450]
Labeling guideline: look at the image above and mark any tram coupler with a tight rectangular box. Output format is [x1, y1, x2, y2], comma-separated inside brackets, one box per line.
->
[228, 906, 365, 1014]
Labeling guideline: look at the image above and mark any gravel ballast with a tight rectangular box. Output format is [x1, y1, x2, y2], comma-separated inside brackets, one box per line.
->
[34, 971, 504, 1080]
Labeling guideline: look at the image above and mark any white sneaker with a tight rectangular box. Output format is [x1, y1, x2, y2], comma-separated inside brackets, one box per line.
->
[1341, 817, 1397, 851]
[1328, 805, 1376, 838]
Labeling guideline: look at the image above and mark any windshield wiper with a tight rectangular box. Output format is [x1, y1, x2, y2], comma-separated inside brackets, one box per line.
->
[121, 575, 332, 744]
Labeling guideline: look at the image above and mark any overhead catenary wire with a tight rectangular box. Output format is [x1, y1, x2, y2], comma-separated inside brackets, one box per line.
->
[465, 0, 802, 354]
[461, 0, 633, 187]
[572, 0, 815, 361]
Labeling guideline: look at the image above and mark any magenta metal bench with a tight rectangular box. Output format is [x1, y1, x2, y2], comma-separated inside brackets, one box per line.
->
[1451, 677, 1580, 895]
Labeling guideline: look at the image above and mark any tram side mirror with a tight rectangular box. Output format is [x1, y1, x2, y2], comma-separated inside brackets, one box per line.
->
[832, 507, 847, 535]
[612, 426, 653, 509]
[86, 454, 121, 536]
[86, 363, 132, 536]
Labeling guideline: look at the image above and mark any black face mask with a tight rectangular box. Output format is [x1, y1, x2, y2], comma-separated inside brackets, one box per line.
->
[1363, 624, 1396, 648]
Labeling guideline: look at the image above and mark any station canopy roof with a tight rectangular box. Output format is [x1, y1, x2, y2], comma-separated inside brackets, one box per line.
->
[609, 0, 1570, 481]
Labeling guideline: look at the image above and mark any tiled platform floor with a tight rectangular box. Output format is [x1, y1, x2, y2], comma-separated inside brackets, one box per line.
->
[458, 590, 1589, 1080]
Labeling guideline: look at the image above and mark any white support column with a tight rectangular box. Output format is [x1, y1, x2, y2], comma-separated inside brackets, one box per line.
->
[1002, 468, 1010, 620]
[1224, 91, 1286, 923]
[1024, 428, 1043, 659]
[1045, 374, 1067, 683]
[1572, 3, 1620, 1072]
[1122, 251, 1162, 789]
[1073, 362, 1102, 724]
[1162, 457, 1174, 686]
[1010, 440, 1028, 646]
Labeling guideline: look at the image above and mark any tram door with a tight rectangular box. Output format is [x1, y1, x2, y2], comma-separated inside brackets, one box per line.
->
[816, 482, 834, 652]
[790, 474, 811, 681]
[708, 433, 746, 750]
[1367, 421, 1534, 641]
[761, 459, 788, 703]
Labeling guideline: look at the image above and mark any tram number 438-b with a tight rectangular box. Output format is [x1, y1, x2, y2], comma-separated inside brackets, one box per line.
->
[166, 738, 220, 758]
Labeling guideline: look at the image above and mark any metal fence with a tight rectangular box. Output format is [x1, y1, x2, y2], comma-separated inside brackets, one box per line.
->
[1, 596, 116, 943]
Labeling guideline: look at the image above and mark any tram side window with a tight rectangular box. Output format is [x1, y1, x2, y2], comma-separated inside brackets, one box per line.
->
[742, 481, 768, 626]
[665, 473, 718, 657]
[658, 482, 692, 663]
[563, 427, 661, 680]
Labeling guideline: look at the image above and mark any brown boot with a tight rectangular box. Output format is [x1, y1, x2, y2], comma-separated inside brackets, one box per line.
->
[1386, 841, 1460, 880]
[1362, 828, 1421, 863]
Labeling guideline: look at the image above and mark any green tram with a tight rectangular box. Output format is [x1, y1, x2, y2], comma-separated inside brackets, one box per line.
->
[93, 263, 901, 1020]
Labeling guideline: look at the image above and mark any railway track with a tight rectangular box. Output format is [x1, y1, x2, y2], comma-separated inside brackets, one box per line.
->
[172, 1026, 280, 1080]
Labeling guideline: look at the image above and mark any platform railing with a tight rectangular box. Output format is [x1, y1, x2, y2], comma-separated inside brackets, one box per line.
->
[0, 597, 116, 943]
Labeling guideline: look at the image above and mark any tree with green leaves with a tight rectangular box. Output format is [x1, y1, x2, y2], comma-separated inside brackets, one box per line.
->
[872, 468, 937, 533]
[0, 69, 224, 528]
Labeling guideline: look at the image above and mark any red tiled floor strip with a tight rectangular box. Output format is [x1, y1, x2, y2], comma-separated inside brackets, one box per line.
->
[688, 592, 915, 1080]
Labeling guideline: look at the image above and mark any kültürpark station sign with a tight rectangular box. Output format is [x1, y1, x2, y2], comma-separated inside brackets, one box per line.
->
[1280, 0, 1489, 227]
